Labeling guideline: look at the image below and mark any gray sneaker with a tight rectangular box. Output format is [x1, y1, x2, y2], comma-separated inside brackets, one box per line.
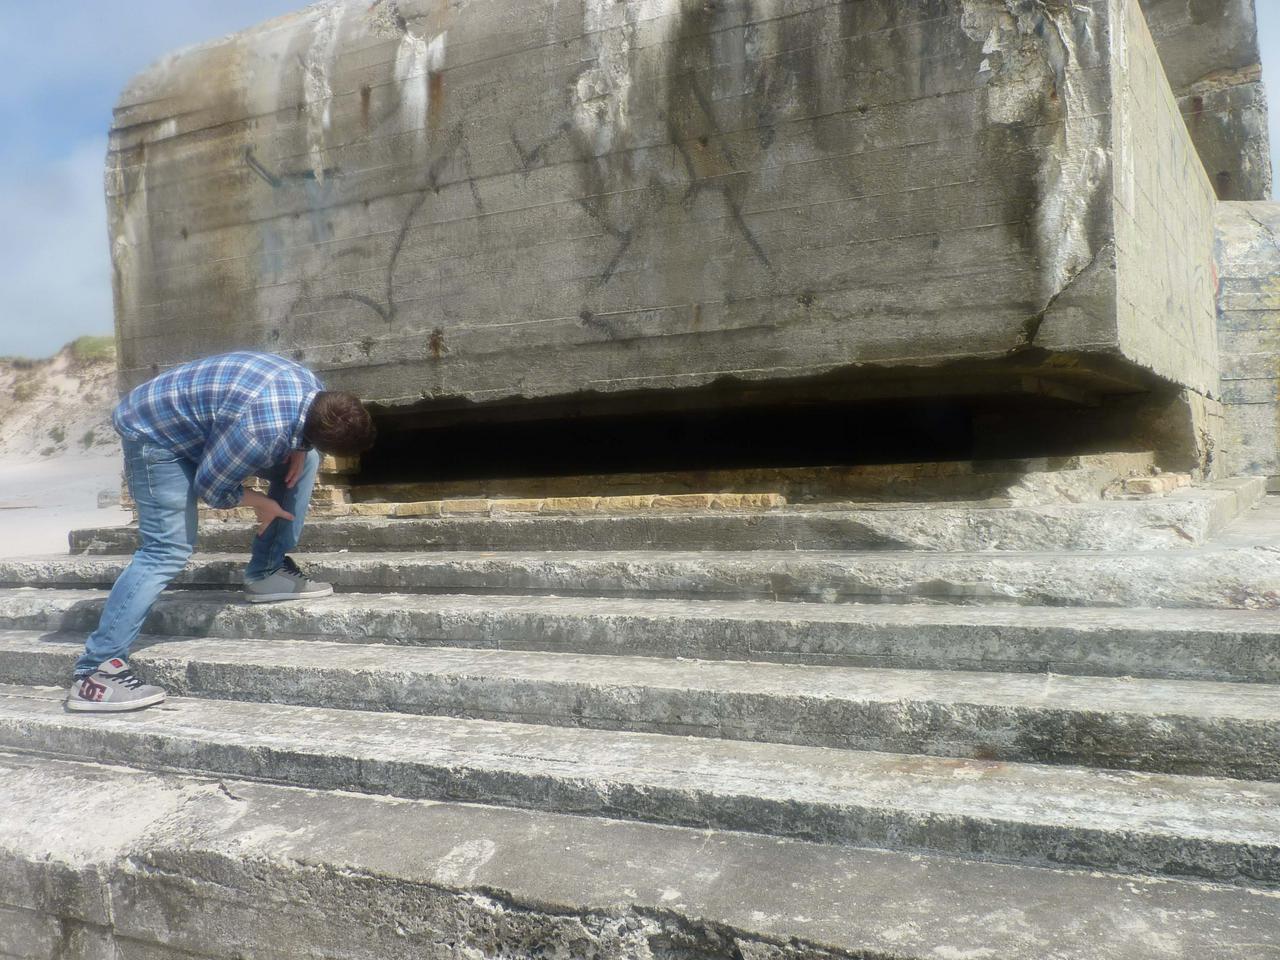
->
[66, 658, 166, 713]
[244, 555, 334, 603]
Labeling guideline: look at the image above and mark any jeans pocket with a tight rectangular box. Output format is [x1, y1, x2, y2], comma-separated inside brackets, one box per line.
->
[134, 443, 193, 511]
[140, 442, 182, 465]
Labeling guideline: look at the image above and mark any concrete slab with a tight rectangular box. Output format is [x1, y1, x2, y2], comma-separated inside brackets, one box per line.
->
[6, 536, 1279, 608]
[4, 753, 1277, 960]
[109, 0, 1219, 412]
[3, 629, 1278, 778]
[1, 683, 1277, 884]
[1139, 0, 1271, 200]
[2, 587, 1278, 682]
[1216, 201, 1280, 488]
[0, 905, 59, 959]
[1177, 76, 1271, 201]
[67, 479, 1267, 555]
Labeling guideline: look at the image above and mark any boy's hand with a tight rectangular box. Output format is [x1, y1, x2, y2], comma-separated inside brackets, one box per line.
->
[242, 489, 295, 535]
[252, 499, 295, 536]
[284, 450, 307, 489]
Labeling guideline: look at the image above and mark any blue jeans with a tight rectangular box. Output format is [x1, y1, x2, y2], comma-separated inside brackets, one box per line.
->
[243, 447, 321, 582]
[75, 439, 320, 676]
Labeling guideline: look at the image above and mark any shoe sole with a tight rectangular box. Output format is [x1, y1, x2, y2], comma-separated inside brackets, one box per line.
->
[64, 692, 166, 713]
[244, 585, 336, 604]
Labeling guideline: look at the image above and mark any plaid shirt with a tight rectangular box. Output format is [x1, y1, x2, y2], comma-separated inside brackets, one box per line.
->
[113, 352, 322, 509]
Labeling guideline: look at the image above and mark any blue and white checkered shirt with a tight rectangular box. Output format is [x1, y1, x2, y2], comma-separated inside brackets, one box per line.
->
[113, 352, 322, 509]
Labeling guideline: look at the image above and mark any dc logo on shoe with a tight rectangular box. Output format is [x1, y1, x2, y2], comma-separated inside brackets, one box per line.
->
[80, 678, 108, 702]
[109, 659, 125, 669]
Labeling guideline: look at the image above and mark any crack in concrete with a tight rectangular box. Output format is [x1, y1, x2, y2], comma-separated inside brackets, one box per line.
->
[1243, 209, 1280, 257]
[1012, 242, 1108, 353]
[107, 852, 864, 959]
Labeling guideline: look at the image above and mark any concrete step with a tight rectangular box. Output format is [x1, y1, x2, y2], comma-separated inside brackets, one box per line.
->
[6, 540, 1280, 608]
[5, 752, 1275, 960]
[4, 588, 1277, 681]
[4, 629, 1279, 779]
[2, 683, 1278, 886]
[68, 479, 1266, 555]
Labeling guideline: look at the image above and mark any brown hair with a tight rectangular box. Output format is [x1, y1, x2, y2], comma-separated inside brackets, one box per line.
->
[303, 391, 376, 455]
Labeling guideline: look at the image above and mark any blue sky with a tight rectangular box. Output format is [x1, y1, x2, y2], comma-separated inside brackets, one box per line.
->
[1, 2, 1279, 357]
[0, 2, 302, 358]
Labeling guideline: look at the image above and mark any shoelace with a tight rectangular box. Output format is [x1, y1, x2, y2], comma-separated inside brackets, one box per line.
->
[105, 669, 144, 689]
[281, 555, 305, 577]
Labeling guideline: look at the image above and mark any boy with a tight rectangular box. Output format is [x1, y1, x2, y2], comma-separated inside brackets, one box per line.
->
[66, 351, 375, 712]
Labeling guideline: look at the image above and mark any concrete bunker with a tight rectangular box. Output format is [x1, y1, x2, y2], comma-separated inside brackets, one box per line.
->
[106, 0, 1258, 489]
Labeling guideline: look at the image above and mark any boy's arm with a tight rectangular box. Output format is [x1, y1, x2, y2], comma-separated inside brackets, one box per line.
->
[241, 488, 294, 535]
[194, 422, 277, 509]
[197, 384, 301, 518]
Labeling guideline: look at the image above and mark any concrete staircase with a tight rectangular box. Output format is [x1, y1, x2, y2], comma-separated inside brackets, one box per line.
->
[2, 472, 1279, 958]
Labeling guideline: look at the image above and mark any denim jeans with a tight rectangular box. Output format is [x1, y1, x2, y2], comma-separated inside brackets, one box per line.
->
[244, 447, 320, 581]
[75, 439, 319, 676]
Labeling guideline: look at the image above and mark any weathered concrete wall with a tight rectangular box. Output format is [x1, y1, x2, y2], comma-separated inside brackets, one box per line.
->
[107, 0, 1218, 423]
[1137, 0, 1271, 201]
[1216, 201, 1280, 487]
[1111, 0, 1221, 397]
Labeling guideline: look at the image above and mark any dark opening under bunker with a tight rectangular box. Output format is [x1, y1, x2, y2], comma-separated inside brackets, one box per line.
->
[354, 370, 1175, 491]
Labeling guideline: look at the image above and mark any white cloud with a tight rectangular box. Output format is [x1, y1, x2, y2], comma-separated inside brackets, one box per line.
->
[0, 1, 306, 113]
[0, 137, 112, 357]
[0, 1, 305, 357]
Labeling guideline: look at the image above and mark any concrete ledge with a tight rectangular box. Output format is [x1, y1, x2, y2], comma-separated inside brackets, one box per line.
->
[3, 588, 1279, 682]
[69, 481, 1267, 556]
[4, 630, 1279, 779]
[345, 493, 787, 519]
[357, 492, 792, 518]
[4, 753, 1276, 960]
[2, 685, 1280, 886]
[11, 541, 1280, 609]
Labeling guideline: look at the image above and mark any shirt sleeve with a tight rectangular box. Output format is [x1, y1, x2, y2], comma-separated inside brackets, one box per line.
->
[194, 380, 301, 508]
[194, 420, 277, 508]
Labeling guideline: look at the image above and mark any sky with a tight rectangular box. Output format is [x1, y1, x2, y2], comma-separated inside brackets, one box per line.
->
[0, 3, 1279, 358]
[0, 2, 302, 358]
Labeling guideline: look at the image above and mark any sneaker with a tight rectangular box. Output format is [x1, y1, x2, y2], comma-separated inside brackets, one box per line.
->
[66, 658, 166, 713]
[244, 555, 334, 603]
